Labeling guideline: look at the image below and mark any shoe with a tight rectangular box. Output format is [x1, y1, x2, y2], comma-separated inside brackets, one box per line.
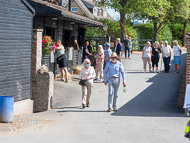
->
[113, 108, 117, 112]
[144, 70, 146, 73]
[107, 108, 112, 112]
[176, 71, 179, 74]
[151, 70, 154, 73]
[86, 103, 90, 107]
[94, 78, 98, 81]
[149, 70, 152, 73]
[65, 77, 68, 83]
[60, 78, 64, 82]
[99, 78, 103, 82]
[164, 71, 167, 73]
[128, 57, 131, 59]
[82, 104, 85, 109]
[125, 57, 127, 59]
[156, 70, 159, 73]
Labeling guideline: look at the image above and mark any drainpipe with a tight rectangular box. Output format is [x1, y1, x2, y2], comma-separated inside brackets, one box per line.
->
[68, 0, 71, 11]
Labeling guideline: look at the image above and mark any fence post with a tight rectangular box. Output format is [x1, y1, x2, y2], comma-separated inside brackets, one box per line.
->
[151, 37, 154, 46]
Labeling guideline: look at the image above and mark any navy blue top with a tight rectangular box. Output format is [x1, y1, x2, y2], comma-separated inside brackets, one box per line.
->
[83, 46, 89, 58]
[115, 42, 123, 56]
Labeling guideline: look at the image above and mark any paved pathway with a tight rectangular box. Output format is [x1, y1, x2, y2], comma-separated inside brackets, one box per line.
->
[0, 49, 189, 143]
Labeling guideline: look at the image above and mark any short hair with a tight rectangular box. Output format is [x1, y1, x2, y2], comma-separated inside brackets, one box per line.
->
[173, 40, 178, 45]
[147, 41, 151, 46]
[116, 38, 120, 41]
[129, 37, 131, 40]
[160, 41, 163, 44]
[83, 59, 91, 66]
[125, 35, 128, 38]
[155, 41, 159, 45]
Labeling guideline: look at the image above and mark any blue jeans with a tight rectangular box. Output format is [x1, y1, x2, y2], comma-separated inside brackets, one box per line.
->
[108, 77, 120, 108]
[163, 56, 170, 72]
[125, 48, 130, 58]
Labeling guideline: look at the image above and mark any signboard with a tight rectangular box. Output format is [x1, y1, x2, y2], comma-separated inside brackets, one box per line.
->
[110, 42, 115, 48]
[183, 84, 190, 108]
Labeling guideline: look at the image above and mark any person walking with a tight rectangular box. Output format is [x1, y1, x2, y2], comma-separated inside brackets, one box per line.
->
[129, 37, 132, 58]
[122, 35, 130, 59]
[162, 40, 172, 73]
[104, 43, 112, 67]
[103, 52, 126, 112]
[115, 38, 123, 62]
[94, 45, 104, 81]
[173, 40, 181, 73]
[151, 41, 161, 73]
[83, 41, 92, 61]
[79, 59, 96, 108]
[55, 40, 69, 82]
[142, 41, 152, 73]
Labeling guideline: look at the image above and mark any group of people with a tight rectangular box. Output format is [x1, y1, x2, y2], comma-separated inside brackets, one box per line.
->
[142, 40, 182, 73]
[56, 37, 182, 112]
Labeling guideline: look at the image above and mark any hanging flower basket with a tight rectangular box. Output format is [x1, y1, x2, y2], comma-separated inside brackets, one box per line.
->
[42, 36, 56, 57]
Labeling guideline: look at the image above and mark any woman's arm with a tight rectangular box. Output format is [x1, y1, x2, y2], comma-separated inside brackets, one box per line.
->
[142, 49, 145, 59]
[56, 45, 63, 50]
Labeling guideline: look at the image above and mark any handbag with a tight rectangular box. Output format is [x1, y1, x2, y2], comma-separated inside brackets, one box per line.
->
[57, 54, 65, 63]
[79, 67, 91, 86]
[79, 80, 87, 86]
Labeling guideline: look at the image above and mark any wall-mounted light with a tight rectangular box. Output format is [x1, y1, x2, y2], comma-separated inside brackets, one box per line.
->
[52, 18, 58, 20]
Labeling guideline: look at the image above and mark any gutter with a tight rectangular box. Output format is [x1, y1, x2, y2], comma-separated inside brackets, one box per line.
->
[21, 0, 36, 14]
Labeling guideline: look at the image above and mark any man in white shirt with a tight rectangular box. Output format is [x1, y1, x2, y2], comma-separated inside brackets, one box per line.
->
[162, 40, 172, 73]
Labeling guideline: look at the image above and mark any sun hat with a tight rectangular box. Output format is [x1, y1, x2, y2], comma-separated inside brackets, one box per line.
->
[111, 52, 118, 57]
[105, 43, 110, 48]
[164, 40, 168, 43]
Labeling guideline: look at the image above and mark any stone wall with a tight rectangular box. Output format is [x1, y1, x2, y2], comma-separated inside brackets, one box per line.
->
[32, 29, 54, 113]
[32, 72, 54, 112]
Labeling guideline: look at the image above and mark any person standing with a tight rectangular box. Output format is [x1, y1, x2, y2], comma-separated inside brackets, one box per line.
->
[55, 40, 69, 82]
[142, 41, 152, 73]
[83, 41, 92, 61]
[94, 45, 104, 81]
[129, 37, 132, 58]
[115, 38, 123, 62]
[162, 40, 172, 73]
[151, 41, 161, 73]
[173, 40, 181, 73]
[104, 43, 112, 67]
[79, 59, 96, 108]
[103, 52, 126, 112]
[122, 35, 130, 59]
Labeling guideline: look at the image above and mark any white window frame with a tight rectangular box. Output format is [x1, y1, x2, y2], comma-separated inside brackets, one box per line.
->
[93, 8, 97, 16]
[71, 7, 78, 12]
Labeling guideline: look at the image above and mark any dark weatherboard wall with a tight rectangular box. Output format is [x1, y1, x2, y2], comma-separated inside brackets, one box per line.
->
[0, 0, 33, 101]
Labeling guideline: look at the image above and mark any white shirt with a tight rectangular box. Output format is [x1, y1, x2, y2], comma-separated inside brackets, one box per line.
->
[143, 46, 152, 57]
[79, 66, 96, 80]
[173, 45, 181, 56]
[162, 45, 172, 58]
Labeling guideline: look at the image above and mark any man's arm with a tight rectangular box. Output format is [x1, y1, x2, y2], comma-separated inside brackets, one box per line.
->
[85, 49, 92, 55]
[120, 63, 126, 86]
[103, 64, 109, 85]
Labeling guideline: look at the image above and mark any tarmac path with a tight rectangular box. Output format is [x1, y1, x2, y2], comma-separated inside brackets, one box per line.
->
[0, 49, 189, 143]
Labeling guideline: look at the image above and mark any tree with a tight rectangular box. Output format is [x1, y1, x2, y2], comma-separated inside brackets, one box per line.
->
[172, 0, 190, 46]
[97, 0, 150, 39]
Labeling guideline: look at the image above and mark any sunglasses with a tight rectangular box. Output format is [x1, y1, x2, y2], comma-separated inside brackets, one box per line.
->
[111, 57, 117, 58]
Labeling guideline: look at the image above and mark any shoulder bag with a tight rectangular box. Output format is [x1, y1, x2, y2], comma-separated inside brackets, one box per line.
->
[79, 67, 91, 86]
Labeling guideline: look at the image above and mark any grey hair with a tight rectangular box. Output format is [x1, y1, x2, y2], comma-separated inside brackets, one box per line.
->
[98, 45, 103, 51]
[155, 41, 159, 45]
[147, 41, 151, 46]
[116, 38, 121, 41]
[125, 35, 128, 38]
[173, 40, 178, 45]
[83, 59, 91, 66]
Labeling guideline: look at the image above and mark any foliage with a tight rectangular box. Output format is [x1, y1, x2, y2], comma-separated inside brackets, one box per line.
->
[42, 36, 56, 56]
[169, 23, 190, 46]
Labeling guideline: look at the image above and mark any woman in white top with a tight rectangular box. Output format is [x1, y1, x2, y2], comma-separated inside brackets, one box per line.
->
[55, 40, 69, 82]
[142, 41, 152, 73]
[173, 40, 181, 73]
[79, 59, 96, 108]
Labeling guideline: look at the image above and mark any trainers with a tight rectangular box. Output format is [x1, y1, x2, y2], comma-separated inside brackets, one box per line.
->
[107, 108, 112, 112]
[113, 108, 117, 112]
[82, 104, 85, 109]
[152, 70, 154, 73]
[86, 103, 90, 107]
[176, 71, 179, 74]
[65, 77, 69, 83]
[156, 70, 159, 73]
[94, 78, 98, 81]
[128, 57, 131, 59]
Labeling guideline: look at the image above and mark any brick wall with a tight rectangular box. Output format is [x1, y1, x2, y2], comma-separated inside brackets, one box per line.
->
[177, 35, 190, 107]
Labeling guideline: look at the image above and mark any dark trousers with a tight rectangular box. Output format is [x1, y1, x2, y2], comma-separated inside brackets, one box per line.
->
[163, 56, 170, 72]
[125, 48, 130, 58]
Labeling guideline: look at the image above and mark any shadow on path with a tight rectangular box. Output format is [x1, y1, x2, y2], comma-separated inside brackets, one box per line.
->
[112, 54, 187, 117]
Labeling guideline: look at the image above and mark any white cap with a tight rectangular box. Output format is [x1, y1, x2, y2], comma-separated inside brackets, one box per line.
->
[164, 40, 168, 43]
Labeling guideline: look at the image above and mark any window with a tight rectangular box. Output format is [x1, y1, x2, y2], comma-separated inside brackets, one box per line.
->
[71, 7, 78, 12]
[93, 8, 97, 16]
[103, 11, 107, 17]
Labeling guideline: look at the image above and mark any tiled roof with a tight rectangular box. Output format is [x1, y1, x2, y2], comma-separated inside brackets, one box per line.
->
[27, 0, 103, 26]
[82, 0, 96, 7]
